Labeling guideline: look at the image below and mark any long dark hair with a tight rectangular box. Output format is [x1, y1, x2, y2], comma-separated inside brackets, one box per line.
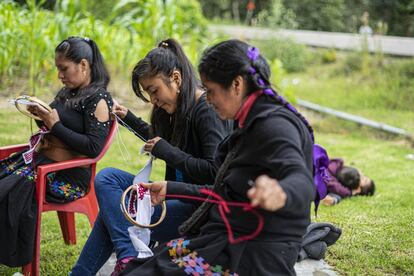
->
[198, 39, 314, 139]
[55, 36, 110, 105]
[361, 180, 375, 196]
[337, 166, 360, 190]
[131, 38, 198, 146]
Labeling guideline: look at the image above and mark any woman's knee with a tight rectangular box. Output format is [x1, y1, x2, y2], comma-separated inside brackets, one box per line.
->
[95, 167, 120, 191]
[95, 167, 134, 193]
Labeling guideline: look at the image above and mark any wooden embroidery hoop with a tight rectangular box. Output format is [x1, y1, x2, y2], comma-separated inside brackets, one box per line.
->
[121, 185, 167, 228]
[14, 95, 52, 121]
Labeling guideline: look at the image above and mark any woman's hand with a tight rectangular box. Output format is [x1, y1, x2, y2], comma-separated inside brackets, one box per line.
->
[140, 181, 167, 206]
[144, 137, 162, 153]
[352, 186, 362, 196]
[321, 195, 335, 206]
[112, 99, 128, 119]
[247, 175, 287, 211]
[27, 103, 60, 129]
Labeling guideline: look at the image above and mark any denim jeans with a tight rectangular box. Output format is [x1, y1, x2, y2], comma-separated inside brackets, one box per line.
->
[71, 167, 198, 276]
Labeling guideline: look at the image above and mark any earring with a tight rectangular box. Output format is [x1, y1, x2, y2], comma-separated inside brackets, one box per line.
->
[176, 89, 180, 94]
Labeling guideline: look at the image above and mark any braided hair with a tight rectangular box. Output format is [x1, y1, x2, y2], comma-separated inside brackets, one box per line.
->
[199, 40, 331, 210]
[198, 39, 314, 141]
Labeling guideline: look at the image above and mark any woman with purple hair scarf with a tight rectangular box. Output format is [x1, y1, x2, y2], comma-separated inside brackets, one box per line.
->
[121, 39, 318, 275]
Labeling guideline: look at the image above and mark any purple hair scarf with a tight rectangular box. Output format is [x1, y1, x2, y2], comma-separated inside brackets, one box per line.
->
[312, 144, 329, 210]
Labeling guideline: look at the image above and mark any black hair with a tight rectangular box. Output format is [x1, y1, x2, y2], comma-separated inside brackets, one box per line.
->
[55, 36, 110, 89]
[54, 37, 110, 107]
[131, 38, 199, 146]
[198, 39, 314, 140]
[361, 179, 375, 196]
[336, 166, 360, 190]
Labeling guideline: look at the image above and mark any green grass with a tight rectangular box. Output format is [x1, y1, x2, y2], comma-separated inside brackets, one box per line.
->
[287, 55, 414, 275]
[315, 133, 414, 275]
[1, 90, 414, 275]
[288, 57, 414, 134]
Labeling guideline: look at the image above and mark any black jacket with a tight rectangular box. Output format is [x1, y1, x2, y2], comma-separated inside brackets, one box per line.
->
[168, 94, 315, 242]
[123, 95, 232, 185]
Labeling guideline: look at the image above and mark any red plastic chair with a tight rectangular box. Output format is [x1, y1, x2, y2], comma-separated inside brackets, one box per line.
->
[0, 120, 118, 276]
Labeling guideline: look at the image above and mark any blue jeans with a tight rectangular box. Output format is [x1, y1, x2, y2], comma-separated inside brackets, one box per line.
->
[71, 167, 198, 276]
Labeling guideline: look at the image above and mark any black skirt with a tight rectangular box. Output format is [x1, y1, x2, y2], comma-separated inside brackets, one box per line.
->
[121, 229, 300, 276]
[0, 151, 91, 267]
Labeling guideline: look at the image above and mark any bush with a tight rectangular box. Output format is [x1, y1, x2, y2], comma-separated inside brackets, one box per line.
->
[380, 59, 414, 110]
[256, 0, 298, 29]
[321, 49, 337, 64]
[251, 38, 309, 72]
[332, 53, 414, 111]
[399, 59, 414, 78]
[343, 52, 363, 73]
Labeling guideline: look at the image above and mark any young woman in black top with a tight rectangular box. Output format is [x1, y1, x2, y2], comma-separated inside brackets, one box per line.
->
[0, 37, 113, 267]
[71, 39, 231, 276]
[121, 39, 316, 276]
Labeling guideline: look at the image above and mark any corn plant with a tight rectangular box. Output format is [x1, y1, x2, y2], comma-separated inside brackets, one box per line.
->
[0, 0, 208, 97]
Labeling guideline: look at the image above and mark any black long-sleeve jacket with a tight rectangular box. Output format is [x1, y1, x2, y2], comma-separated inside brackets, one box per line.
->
[167, 94, 315, 242]
[123, 94, 232, 185]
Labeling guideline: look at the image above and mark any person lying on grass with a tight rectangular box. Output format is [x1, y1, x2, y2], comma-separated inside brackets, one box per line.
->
[322, 158, 375, 206]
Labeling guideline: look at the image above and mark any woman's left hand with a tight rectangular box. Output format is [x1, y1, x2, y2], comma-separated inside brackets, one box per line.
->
[247, 175, 287, 211]
[140, 181, 167, 206]
[27, 104, 60, 129]
[144, 137, 162, 153]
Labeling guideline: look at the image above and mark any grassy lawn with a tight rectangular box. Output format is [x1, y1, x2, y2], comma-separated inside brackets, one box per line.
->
[289, 57, 414, 275]
[315, 132, 414, 275]
[287, 59, 414, 134]
[1, 88, 414, 275]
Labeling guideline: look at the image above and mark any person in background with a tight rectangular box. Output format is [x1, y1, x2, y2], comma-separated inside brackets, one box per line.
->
[322, 158, 375, 206]
[359, 11, 373, 35]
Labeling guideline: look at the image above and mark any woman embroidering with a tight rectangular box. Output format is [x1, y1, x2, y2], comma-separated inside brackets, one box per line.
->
[0, 36, 113, 267]
[71, 38, 231, 276]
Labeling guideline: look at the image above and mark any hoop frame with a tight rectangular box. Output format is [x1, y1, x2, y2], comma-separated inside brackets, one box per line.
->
[14, 95, 52, 120]
[120, 185, 167, 228]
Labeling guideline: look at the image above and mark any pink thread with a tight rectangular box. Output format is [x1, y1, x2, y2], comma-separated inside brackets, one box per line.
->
[133, 185, 264, 244]
[128, 189, 137, 217]
[138, 185, 146, 200]
[22, 126, 49, 164]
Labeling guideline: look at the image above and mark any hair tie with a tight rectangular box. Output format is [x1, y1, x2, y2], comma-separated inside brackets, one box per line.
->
[247, 46, 260, 61]
[248, 67, 256, 74]
[160, 42, 169, 48]
[83, 37, 90, 42]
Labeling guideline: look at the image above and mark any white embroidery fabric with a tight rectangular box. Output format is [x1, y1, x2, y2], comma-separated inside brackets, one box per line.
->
[128, 156, 154, 258]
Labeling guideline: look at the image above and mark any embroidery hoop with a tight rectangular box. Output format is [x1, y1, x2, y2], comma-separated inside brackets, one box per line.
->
[14, 95, 52, 121]
[121, 185, 167, 228]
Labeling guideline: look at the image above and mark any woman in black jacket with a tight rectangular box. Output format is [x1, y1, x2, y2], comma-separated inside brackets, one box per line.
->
[121, 39, 316, 276]
[71, 38, 231, 276]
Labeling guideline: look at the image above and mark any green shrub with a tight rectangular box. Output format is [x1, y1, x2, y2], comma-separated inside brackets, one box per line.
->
[343, 52, 363, 73]
[251, 38, 309, 72]
[399, 59, 414, 78]
[321, 49, 337, 64]
[379, 59, 414, 110]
